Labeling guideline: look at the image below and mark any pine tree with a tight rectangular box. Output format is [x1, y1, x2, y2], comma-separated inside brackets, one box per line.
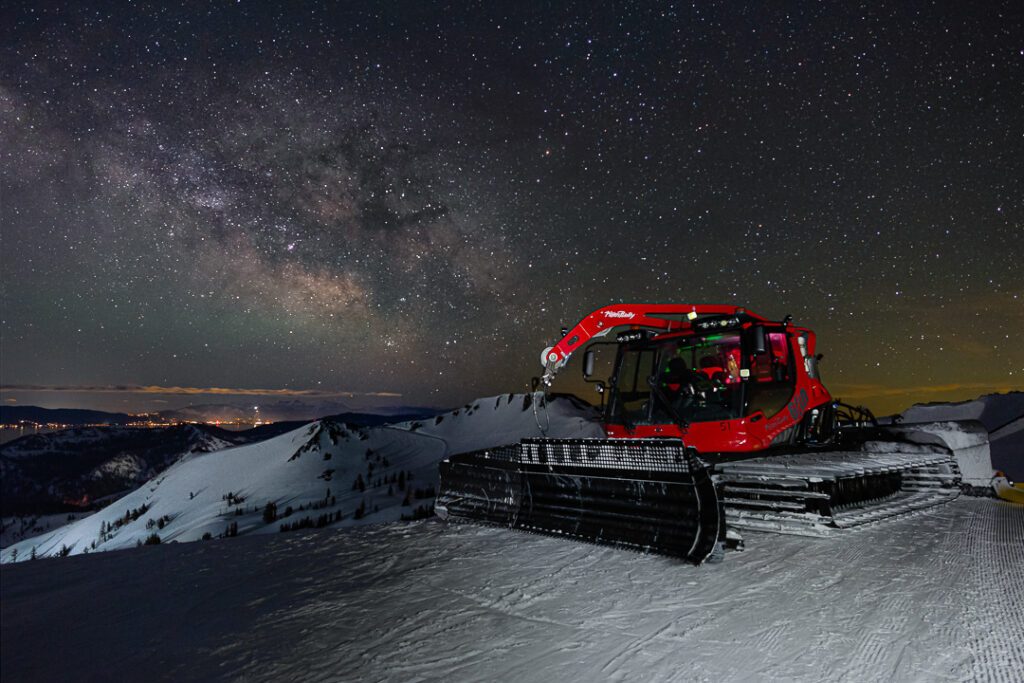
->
[263, 502, 278, 524]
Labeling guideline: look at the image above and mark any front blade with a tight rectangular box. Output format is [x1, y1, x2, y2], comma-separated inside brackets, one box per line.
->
[436, 439, 723, 564]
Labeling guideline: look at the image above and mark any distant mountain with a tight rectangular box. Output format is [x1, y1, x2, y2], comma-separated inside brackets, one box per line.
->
[321, 408, 446, 427]
[155, 399, 446, 423]
[1, 401, 445, 426]
[0, 422, 299, 516]
[0, 406, 133, 426]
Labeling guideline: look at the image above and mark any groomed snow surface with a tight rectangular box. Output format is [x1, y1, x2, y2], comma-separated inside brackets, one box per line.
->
[2, 392, 1022, 681]
[2, 499, 1022, 681]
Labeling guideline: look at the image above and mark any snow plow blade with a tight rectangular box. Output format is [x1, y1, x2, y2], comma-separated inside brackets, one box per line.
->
[435, 439, 724, 564]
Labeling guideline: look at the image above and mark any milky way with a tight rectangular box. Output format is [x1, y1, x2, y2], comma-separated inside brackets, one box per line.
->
[2, 2, 1022, 414]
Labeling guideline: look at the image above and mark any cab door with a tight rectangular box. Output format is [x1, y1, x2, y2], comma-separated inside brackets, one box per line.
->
[744, 327, 796, 419]
[606, 345, 658, 426]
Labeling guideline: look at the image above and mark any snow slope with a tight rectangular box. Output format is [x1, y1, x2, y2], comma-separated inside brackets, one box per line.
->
[2, 498, 1021, 682]
[2, 394, 601, 562]
[0, 512, 90, 548]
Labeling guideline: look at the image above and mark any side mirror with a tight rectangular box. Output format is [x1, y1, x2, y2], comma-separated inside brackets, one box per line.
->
[583, 350, 595, 378]
[752, 325, 767, 355]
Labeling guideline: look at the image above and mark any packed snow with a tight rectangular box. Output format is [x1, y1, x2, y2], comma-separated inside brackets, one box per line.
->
[1, 391, 1021, 681]
[2, 497, 1021, 681]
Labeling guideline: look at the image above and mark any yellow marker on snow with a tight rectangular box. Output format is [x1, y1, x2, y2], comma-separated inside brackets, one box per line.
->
[992, 472, 1024, 504]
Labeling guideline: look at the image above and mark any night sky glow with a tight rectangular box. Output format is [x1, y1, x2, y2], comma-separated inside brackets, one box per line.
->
[2, 2, 1022, 415]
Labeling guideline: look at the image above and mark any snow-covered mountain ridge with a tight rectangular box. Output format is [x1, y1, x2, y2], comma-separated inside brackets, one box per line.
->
[1, 424, 248, 517]
[2, 394, 601, 562]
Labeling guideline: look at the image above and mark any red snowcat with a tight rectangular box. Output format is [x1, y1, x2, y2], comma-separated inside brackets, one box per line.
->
[436, 304, 969, 563]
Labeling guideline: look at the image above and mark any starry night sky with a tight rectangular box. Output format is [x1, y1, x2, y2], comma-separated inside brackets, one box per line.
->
[2, 1, 1022, 416]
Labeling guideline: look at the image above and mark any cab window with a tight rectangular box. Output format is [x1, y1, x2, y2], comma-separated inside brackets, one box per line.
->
[609, 347, 657, 424]
[745, 330, 795, 418]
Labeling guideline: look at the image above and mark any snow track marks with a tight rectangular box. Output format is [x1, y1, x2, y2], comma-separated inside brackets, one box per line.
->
[2, 499, 1021, 682]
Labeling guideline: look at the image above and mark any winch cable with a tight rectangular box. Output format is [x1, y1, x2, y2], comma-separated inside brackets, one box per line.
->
[532, 388, 550, 436]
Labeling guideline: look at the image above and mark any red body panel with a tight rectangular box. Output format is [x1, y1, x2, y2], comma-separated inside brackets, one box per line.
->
[604, 375, 833, 452]
[544, 304, 833, 455]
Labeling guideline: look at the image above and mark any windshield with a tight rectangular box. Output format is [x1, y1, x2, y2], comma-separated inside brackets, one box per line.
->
[607, 332, 745, 426]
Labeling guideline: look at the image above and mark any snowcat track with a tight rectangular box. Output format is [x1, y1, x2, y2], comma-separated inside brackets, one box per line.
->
[437, 438, 964, 550]
[715, 448, 961, 536]
[435, 439, 724, 564]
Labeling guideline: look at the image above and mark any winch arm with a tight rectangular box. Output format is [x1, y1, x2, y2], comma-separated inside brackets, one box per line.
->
[539, 302, 767, 384]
